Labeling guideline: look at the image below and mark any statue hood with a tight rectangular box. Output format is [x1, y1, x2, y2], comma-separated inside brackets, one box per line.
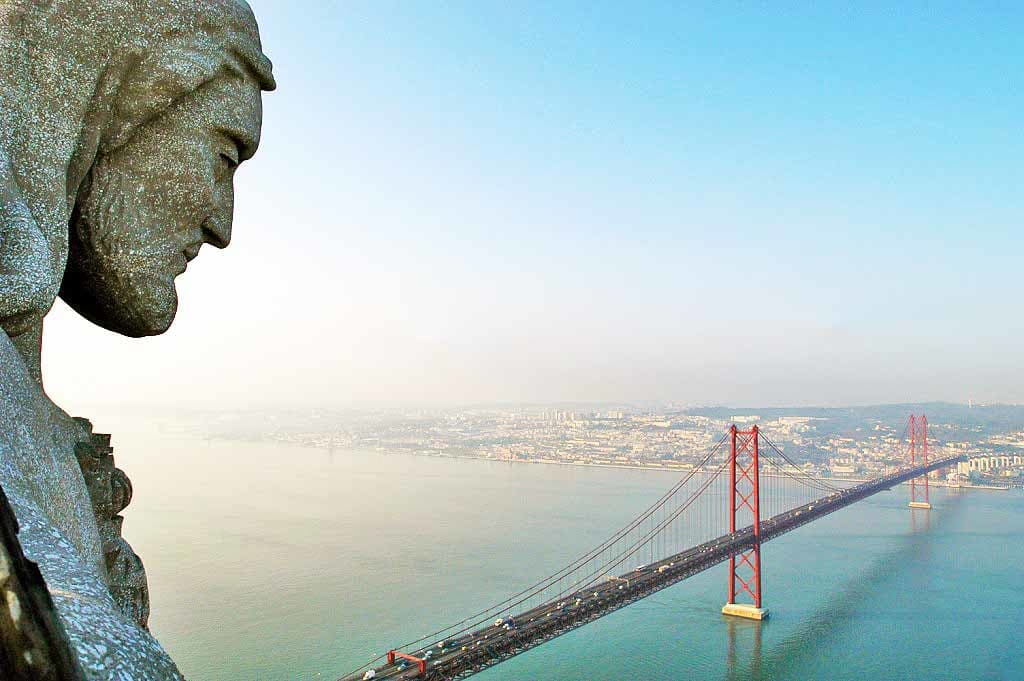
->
[0, 0, 273, 330]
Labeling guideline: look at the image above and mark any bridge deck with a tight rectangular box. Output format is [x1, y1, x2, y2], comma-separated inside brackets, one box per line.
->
[346, 455, 962, 681]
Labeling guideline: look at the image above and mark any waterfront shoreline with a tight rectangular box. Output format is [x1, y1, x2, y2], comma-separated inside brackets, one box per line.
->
[221, 436, 1016, 491]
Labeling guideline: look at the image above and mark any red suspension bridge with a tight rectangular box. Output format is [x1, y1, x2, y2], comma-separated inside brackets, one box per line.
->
[342, 415, 962, 681]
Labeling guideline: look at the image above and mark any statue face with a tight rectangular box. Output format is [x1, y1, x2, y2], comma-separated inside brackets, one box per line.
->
[61, 74, 264, 337]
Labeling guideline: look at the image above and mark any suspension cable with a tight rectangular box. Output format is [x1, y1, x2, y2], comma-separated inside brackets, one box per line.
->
[336, 431, 730, 679]
[759, 432, 843, 493]
[555, 453, 732, 601]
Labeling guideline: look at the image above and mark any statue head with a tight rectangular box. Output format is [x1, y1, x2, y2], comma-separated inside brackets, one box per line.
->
[0, 3, 275, 674]
[58, 2, 276, 336]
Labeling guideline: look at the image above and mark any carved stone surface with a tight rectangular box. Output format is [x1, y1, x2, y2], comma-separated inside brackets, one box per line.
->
[0, 0, 274, 677]
[0, 483, 86, 680]
[0, 339, 180, 678]
[73, 422, 150, 630]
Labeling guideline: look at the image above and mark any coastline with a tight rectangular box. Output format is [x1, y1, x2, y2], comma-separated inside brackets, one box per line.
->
[191, 433, 1016, 492]
[264, 439, 1016, 492]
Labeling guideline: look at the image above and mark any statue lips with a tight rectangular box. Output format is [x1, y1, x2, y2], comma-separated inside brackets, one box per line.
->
[180, 233, 206, 272]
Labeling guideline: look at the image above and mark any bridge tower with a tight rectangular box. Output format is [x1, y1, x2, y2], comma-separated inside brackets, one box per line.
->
[722, 425, 769, 621]
[908, 415, 932, 509]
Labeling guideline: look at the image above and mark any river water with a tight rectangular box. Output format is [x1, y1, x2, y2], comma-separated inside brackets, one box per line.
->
[103, 417, 1022, 680]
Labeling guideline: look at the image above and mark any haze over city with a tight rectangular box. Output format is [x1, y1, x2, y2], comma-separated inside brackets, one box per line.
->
[41, 2, 1021, 411]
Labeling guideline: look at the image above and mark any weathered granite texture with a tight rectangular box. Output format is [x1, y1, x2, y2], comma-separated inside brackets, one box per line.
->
[0, 0, 274, 677]
[0, 483, 86, 680]
[0, 337, 181, 678]
[74, 422, 149, 630]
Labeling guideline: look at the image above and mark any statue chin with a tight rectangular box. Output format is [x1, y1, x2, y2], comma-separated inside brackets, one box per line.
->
[60, 275, 179, 338]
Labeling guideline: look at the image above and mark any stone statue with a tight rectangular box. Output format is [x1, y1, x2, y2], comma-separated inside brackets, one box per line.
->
[0, 0, 274, 676]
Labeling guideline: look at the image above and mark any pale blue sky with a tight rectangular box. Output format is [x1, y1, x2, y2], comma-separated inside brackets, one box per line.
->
[46, 2, 1023, 409]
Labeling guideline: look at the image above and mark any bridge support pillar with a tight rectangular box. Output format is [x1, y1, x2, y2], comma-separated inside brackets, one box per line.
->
[722, 425, 769, 621]
[722, 603, 769, 620]
[908, 415, 932, 510]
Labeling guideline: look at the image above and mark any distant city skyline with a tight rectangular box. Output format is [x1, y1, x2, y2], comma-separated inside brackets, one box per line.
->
[44, 1, 1024, 411]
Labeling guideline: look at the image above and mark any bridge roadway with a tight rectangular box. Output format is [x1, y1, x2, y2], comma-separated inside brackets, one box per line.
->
[346, 454, 964, 681]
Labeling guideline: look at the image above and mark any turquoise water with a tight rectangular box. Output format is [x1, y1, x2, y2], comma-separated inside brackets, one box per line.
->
[104, 419, 1023, 680]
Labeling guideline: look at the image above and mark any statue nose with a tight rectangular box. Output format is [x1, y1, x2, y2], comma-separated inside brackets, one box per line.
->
[201, 213, 232, 249]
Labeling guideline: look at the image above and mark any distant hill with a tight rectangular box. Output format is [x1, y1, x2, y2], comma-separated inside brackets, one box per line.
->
[683, 402, 1024, 442]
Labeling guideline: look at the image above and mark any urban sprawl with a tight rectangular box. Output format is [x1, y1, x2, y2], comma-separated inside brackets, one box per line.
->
[227, 406, 1024, 489]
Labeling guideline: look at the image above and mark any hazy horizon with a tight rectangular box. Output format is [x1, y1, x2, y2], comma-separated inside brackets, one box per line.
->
[42, 2, 1024, 414]
[52, 398, 1016, 415]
